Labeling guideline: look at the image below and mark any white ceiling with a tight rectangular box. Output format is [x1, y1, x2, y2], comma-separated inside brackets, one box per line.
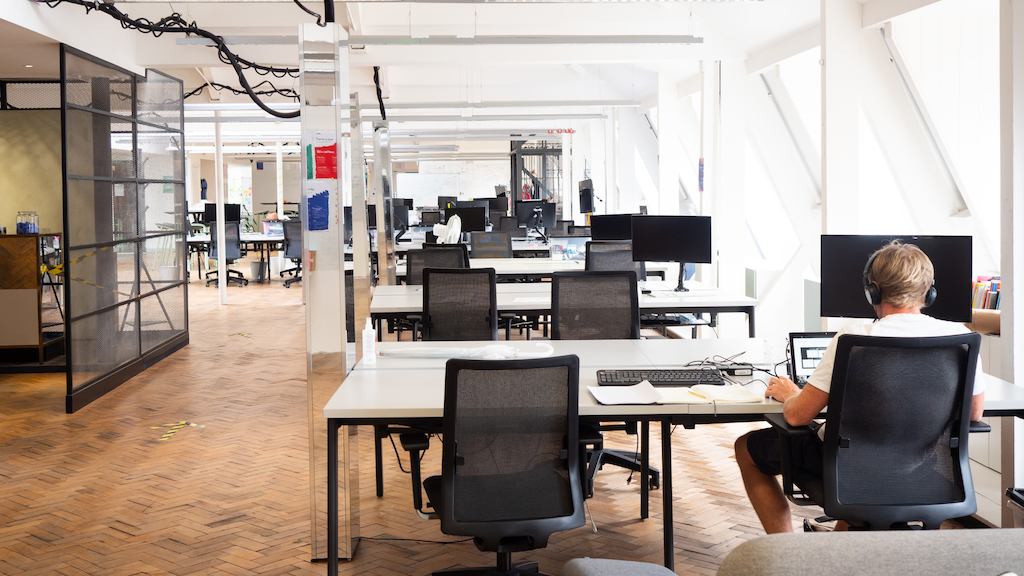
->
[9, 0, 820, 158]
[0, 21, 59, 79]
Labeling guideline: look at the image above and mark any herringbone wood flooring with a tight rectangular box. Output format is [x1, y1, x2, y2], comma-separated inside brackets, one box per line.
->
[0, 278, 816, 576]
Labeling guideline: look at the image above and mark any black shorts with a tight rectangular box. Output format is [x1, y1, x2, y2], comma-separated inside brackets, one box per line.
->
[745, 426, 824, 478]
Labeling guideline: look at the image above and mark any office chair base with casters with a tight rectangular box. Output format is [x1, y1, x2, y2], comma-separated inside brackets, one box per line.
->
[431, 562, 543, 576]
[205, 270, 249, 287]
[283, 274, 301, 288]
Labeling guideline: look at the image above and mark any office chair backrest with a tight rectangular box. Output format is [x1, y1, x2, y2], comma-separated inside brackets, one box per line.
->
[585, 240, 645, 281]
[210, 221, 242, 262]
[551, 271, 640, 340]
[470, 231, 513, 259]
[282, 219, 302, 261]
[406, 248, 467, 286]
[345, 270, 355, 343]
[440, 355, 584, 549]
[422, 242, 471, 266]
[423, 268, 497, 341]
[499, 216, 528, 238]
[822, 333, 981, 529]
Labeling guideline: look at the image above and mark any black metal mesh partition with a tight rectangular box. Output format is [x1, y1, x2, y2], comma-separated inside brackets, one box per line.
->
[61, 46, 187, 412]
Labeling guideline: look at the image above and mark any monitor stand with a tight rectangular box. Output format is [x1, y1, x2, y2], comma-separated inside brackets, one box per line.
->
[675, 263, 689, 292]
[531, 226, 549, 244]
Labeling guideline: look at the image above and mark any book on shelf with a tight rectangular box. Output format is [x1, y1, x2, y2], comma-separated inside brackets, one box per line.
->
[972, 276, 1001, 310]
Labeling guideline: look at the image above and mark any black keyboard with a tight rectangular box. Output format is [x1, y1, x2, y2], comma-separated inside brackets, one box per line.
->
[596, 368, 724, 387]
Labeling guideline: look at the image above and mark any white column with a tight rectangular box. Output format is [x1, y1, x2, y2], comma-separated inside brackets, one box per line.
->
[657, 72, 682, 215]
[1000, 0, 1024, 526]
[820, 0, 863, 234]
[213, 111, 227, 305]
[275, 141, 284, 217]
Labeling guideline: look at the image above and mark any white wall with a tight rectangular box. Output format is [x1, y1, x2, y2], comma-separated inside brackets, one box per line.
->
[0, 111, 62, 234]
[251, 160, 302, 212]
[395, 160, 506, 207]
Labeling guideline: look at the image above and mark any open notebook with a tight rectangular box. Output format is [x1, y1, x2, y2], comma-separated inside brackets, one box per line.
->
[589, 380, 764, 405]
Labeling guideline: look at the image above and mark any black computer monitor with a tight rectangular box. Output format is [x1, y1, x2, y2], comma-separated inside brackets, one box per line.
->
[438, 195, 458, 210]
[516, 200, 542, 227]
[631, 215, 711, 291]
[447, 207, 487, 232]
[579, 180, 594, 214]
[820, 235, 973, 322]
[395, 198, 414, 210]
[392, 204, 410, 230]
[477, 196, 509, 216]
[591, 214, 634, 241]
[343, 205, 378, 244]
[420, 210, 441, 226]
[456, 200, 490, 224]
[203, 203, 241, 223]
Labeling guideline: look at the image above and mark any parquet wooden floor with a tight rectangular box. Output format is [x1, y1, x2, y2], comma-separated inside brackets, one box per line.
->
[0, 277, 816, 576]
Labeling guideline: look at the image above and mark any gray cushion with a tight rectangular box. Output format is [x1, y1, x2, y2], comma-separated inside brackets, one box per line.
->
[563, 558, 675, 576]
[718, 529, 1024, 576]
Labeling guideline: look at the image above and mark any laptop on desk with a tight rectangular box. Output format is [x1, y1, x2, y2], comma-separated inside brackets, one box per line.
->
[788, 332, 836, 386]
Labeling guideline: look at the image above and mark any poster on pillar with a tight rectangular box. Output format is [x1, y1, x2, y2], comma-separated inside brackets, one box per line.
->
[305, 131, 339, 180]
[304, 181, 335, 232]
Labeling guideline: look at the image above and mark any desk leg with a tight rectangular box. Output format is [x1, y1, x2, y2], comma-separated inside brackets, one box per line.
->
[660, 419, 674, 570]
[747, 307, 756, 338]
[328, 419, 339, 576]
[640, 421, 649, 520]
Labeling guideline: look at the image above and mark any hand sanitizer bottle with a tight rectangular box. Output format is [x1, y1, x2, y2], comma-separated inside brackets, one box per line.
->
[362, 318, 377, 366]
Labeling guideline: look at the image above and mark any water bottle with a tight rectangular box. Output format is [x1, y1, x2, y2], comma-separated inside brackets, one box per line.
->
[362, 318, 377, 366]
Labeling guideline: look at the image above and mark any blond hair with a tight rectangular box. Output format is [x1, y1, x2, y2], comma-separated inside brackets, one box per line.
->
[866, 241, 935, 309]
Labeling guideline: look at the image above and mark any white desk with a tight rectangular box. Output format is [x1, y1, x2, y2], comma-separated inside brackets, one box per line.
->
[390, 257, 670, 280]
[187, 233, 284, 283]
[370, 282, 758, 336]
[323, 338, 1024, 573]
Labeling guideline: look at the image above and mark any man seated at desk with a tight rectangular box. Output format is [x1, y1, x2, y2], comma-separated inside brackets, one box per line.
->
[734, 241, 985, 533]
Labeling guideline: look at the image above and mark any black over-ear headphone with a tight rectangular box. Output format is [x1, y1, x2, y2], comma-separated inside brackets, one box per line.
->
[862, 250, 937, 308]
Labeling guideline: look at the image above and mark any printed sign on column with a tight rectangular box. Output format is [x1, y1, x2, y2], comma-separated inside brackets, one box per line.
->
[305, 131, 338, 180]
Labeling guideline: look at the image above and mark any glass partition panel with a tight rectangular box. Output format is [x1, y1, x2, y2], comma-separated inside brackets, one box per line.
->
[61, 46, 188, 412]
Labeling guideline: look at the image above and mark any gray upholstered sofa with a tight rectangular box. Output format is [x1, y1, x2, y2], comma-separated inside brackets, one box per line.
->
[718, 529, 1024, 576]
[566, 529, 1024, 575]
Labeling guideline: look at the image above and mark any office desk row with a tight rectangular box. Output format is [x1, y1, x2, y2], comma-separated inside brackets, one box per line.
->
[370, 281, 758, 337]
[187, 233, 284, 284]
[323, 339, 1024, 573]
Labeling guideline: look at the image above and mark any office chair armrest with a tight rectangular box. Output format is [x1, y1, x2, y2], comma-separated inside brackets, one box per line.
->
[970, 420, 992, 434]
[764, 413, 818, 506]
[399, 431, 430, 452]
[764, 413, 815, 437]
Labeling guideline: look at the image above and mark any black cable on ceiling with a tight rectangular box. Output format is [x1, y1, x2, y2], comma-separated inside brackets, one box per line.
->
[185, 80, 300, 102]
[37, 0, 300, 119]
[372, 66, 387, 121]
[324, 0, 336, 24]
[293, 0, 325, 27]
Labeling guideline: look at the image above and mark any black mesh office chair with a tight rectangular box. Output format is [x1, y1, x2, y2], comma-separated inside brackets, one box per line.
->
[406, 247, 468, 286]
[205, 221, 248, 287]
[499, 216, 528, 238]
[470, 231, 513, 259]
[551, 271, 639, 340]
[585, 240, 646, 280]
[768, 333, 981, 530]
[280, 219, 302, 288]
[422, 355, 585, 575]
[549, 271, 657, 501]
[423, 268, 498, 341]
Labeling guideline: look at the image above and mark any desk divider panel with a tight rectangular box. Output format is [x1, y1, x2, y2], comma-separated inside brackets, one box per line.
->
[298, 23, 359, 561]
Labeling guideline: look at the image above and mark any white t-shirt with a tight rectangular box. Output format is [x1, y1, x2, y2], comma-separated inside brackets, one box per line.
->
[805, 313, 985, 440]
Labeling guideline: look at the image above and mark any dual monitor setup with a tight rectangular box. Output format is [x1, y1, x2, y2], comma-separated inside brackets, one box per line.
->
[590, 213, 713, 292]
[436, 196, 511, 233]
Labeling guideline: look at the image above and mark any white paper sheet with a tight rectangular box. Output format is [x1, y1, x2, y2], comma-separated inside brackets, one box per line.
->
[587, 381, 662, 405]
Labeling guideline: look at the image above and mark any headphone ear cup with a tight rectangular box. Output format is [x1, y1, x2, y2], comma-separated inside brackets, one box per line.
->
[864, 283, 882, 306]
[924, 285, 938, 308]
